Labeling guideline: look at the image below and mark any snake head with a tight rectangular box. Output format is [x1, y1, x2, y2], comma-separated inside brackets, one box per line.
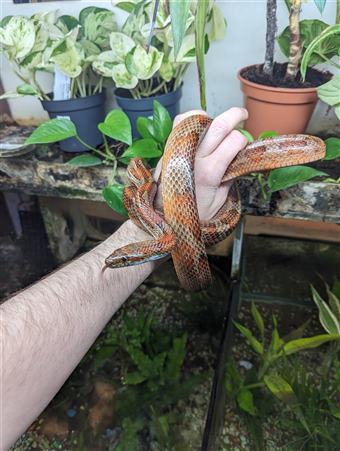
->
[104, 243, 168, 269]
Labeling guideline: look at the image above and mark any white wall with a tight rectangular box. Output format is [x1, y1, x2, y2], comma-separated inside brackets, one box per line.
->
[0, 0, 337, 123]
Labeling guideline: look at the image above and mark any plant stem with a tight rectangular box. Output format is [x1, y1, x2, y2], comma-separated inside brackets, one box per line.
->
[195, 0, 209, 110]
[32, 72, 50, 100]
[147, 80, 166, 96]
[337, 0, 340, 24]
[70, 78, 76, 98]
[285, 0, 302, 81]
[263, 0, 277, 76]
[257, 174, 269, 200]
[76, 135, 115, 162]
[102, 134, 113, 160]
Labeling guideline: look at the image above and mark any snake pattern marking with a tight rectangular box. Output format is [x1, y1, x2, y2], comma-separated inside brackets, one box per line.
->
[104, 114, 325, 291]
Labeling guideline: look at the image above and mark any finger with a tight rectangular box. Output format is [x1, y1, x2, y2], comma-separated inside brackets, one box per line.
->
[173, 109, 207, 128]
[195, 130, 248, 187]
[196, 182, 232, 221]
[197, 107, 248, 158]
[208, 130, 248, 182]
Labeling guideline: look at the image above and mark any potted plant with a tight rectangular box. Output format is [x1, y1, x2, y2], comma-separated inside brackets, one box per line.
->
[238, 0, 334, 136]
[0, 8, 117, 152]
[25, 100, 173, 215]
[92, 0, 226, 136]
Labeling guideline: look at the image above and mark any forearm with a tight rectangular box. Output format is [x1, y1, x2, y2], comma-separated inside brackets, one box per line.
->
[1, 220, 156, 450]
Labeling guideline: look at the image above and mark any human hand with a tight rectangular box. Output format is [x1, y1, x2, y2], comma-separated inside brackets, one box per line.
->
[154, 107, 249, 220]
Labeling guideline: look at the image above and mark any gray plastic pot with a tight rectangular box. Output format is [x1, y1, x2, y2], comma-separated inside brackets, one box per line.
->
[115, 86, 182, 137]
[41, 92, 106, 152]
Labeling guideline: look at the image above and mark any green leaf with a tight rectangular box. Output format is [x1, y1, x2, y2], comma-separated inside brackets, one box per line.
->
[153, 100, 172, 144]
[332, 279, 340, 299]
[238, 128, 254, 143]
[283, 334, 340, 355]
[169, 0, 191, 58]
[264, 374, 297, 404]
[16, 83, 39, 97]
[57, 15, 79, 32]
[67, 155, 102, 167]
[98, 110, 132, 145]
[237, 388, 257, 416]
[234, 322, 264, 355]
[79, 6, 109, 27]
[258, 130, 279, 139]
[121, 139, 162, 163]
[269, 327, 284, 354]
[137, 117, 156, 140]
[0, 16, 13, 28]
[311, 285, 340, 334]
[127, 347, 156, 377]
[123, 371, 147, 385]
[251, 302, 264, 339]
[318, 76, 340, 120]
[127, 44, 163, 80]
[25, 118, 77, 144]
[268, 166, 327, 193]
[1, 16, 35, 59]
[282, 319, 311, 342]
[300, 24, 340, 79]
[327, 287, 340, 320]
[115, 2, 136, 13]
[278, 20, 340, 67]
[208, 4, 227, 42]
[324, 137, 340, 160]
[165, 334, 187, 384]
[102, 184, 128, 217]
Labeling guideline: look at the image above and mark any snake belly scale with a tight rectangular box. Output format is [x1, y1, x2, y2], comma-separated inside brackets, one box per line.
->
[104, 114, 325, 291]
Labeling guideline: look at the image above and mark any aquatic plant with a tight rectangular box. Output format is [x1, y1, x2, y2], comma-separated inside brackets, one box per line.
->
[225, 283, 340, 450]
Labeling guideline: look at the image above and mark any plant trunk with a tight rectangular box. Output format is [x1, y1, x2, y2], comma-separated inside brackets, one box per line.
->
[285, 0, 302, 81]
[263, 0, 277, 76]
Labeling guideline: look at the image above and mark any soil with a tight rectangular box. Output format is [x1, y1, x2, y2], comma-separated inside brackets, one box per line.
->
[240, 63, 332, 89]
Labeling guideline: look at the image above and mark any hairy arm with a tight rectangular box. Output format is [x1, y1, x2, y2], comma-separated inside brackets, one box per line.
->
[1, 107, 247, 450]
[1, 221, 156, 450]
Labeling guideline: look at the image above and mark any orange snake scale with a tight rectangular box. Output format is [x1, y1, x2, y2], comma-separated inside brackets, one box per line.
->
[105, 114, 325, 291]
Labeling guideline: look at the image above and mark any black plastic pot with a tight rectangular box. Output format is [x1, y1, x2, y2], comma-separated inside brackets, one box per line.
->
[115, 86, 182, 137]
[41, 92, 106, 152]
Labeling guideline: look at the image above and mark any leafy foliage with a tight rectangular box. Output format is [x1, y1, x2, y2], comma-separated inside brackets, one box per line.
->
[324, 137, 340, 161]
[93, 0, 226, 100]
[93, 309, 206, 449]
[267, 166, 327, 193]
[102, 184, 127, 217]
[0, 8, 117, 99]
[278, 20, 340, 67]
[25, 99, 173, 216]
[225, 287, 340, 450]
[318, 75, 340, 120]
[25, 118, 77, 144]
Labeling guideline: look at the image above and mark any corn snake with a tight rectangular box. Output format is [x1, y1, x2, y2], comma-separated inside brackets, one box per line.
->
[104, 114, 325, 291]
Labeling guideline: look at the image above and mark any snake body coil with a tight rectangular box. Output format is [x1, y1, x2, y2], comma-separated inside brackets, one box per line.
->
[105, 115, 325, 291]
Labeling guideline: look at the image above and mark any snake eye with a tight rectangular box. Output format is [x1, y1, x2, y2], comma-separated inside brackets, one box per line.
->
[121, 256, 128, 263]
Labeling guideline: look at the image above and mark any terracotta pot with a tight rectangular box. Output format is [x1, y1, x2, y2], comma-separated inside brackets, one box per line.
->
[238, 65, 318, 137]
